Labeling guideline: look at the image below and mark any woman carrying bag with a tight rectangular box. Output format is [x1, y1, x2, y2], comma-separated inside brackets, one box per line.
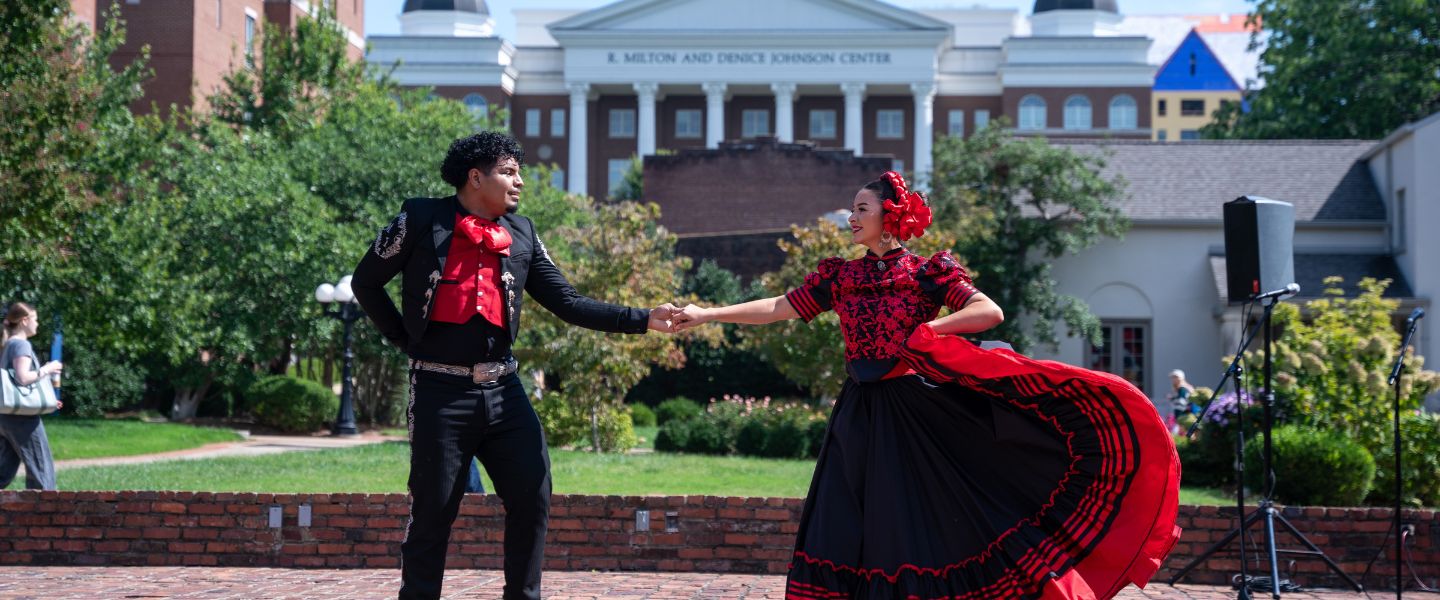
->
[1, 302, 63, 490]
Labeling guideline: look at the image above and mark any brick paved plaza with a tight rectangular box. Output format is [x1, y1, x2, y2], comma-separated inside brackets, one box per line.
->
[0, 567, 1369, 599]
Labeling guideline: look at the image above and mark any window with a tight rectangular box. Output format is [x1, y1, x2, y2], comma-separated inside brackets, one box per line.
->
[1157, 129, 1168, 141]
[1180, 129, 1200, 140]
[609, 109, 636, 138]
[1157, 99, 1167, 116]
[1180, 99, 1205, 117]
[463, 94, 488, 118]
[524, 109, 541, 137]
[742, 109, 770, 137]
[1018, 95, 1046, 130]
[809, 110, 837, 139]
[947, 109, 965, 137]
[1087, 321, 1150, 394]
[675, 109, 703, 139]
[1393, 189, 1407, 251]
[974, 109, 990, 130]
[1109, 95, 1137, 129]
[607, 159, 631, 196]
[892, 159, 905, 174]
[876, 109, 904, 139]
[1063, 95, 1091, 130]
[244, 14, 256, 68]
[551, 169, 565, 190]
[1189, 52, 1198, 77]
[550, 108, 565, 137]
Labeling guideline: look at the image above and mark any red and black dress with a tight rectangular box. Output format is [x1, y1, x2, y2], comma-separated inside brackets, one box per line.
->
[782, 248, 1181, 600]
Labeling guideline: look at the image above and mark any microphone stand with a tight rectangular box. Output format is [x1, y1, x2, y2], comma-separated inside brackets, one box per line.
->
[1173, 300, 1265, 598]
[1386, 311, 1424, 598]
[1171, 293, 1364, 597]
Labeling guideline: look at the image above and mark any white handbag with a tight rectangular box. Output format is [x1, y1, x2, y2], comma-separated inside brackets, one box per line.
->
[0, 368, 59, 416]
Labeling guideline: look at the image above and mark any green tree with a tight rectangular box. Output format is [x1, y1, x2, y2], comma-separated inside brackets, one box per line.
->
[211, 3, 365, 138]
[86, 123, 343, 419]
[627, 260, 800, 405]
[519, 184, 718, 450]
[742, 220, 954, 400]
[929, 121, 1129, 352]
[1203, 0, 1440, 139]
[0, 1, 149, 296]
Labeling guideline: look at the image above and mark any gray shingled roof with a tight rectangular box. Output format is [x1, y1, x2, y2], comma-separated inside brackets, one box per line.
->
[1209, 253, 1413, 303]
[1052, 140, 1386, 222]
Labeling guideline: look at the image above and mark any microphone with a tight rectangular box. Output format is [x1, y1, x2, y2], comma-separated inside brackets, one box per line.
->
[1408, 307, 1426, 323]
[1252, 283, 1300, 301]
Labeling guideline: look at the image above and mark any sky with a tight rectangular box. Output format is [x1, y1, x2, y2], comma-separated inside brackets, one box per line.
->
[364, 0, 1258, 38]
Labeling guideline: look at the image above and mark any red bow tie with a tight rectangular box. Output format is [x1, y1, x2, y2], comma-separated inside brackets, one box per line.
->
[457, 215, 512, 256]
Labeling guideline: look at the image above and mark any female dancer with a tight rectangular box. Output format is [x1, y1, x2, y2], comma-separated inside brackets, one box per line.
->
[673, 172, 1180, 599]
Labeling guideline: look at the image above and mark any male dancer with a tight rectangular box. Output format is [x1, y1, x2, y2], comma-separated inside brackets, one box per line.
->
[352, 131, 678, 600]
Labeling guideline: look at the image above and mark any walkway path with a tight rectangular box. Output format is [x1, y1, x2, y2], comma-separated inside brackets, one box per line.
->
[50, 432, 401, 471]
[0, 567, 1368, 599]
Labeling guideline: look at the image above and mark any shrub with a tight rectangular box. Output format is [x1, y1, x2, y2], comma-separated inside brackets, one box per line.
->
[1243, 425, 1375, 506]
[762, 419, 809, 459]
[533, 392, 638, 451]
[247, 375, 339, 433]
[806, 418, 829, 459]
[593, 407, 639, 453]
[735, 418, 770, 457]
[534, 392, 585, 448]
[655, 397, 701, 426]
[654, 417, 693, 453]
[60, 345, 146, 418]
[1182, 388, 1265, 488]
[629, 403, 656, 427]
[682, 417, 733, 455]
[1368, 412, 1440, 507]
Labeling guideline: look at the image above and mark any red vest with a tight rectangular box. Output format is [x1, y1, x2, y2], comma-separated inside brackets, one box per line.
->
[430, 213, 511, 327]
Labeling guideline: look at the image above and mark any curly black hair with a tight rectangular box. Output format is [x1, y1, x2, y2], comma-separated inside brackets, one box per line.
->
[440, 131, 526, 188]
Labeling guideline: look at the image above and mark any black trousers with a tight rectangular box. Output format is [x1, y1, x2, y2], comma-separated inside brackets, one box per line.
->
[399, 370, 550, 600]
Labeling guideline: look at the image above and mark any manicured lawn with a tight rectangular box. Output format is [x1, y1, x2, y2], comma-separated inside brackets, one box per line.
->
[39, 418, 243, 461]
[45, 443, 816, 496]
[634, 425, 658, 450]
[40, 441, 1231, 504]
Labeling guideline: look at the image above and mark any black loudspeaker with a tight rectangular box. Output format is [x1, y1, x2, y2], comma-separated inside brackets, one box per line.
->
[1223, 196, 1295, 303]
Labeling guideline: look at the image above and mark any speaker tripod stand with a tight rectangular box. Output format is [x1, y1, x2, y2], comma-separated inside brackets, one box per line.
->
[1169, 293, 1364, 599]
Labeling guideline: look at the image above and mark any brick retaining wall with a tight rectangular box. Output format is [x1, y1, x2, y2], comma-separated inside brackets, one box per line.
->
[1, 491, 1436, 590]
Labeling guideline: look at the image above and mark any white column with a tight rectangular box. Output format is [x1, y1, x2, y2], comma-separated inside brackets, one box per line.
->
[703, 82, 727, 149]
[634, 82, 659, 158]
[842, 82, 865, 155]
[566, 82, 589, 196]
[911, 82, 936, 185]
[771, 82, 796, 143]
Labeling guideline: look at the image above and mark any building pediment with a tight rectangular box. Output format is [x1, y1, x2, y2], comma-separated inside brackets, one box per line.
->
[549, 0, 950, 39]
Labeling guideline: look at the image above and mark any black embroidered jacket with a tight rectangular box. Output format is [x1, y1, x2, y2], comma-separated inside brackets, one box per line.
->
[352, 196, 649, 354]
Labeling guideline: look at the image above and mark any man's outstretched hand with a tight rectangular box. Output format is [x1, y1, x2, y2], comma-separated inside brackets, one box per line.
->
[648, 303, 682, 333]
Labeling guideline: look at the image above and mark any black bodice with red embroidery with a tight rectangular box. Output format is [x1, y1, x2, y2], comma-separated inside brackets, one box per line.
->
[785, 248, 979, 381]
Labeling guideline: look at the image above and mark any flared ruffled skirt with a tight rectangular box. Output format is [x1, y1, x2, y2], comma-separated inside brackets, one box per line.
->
[785, 326, 1181, 600]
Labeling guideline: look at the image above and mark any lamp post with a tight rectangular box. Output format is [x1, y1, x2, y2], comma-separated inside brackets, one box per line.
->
[315, 275, 361, 436]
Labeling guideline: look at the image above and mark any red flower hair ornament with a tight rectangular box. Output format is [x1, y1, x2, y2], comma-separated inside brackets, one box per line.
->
[880, 171, 933, 242]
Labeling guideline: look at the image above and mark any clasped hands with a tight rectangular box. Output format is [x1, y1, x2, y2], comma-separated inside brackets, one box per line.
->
[646, 303, 712, 333]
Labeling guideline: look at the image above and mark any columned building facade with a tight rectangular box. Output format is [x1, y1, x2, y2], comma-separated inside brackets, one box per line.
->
[369, 0, 1156, 198]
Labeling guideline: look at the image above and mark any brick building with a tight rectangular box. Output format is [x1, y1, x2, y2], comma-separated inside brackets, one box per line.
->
[368, 0, 1161, 197]
[71, 0, 366, 114]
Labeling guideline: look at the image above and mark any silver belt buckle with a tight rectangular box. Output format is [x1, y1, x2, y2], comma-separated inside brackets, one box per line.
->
[472, 360, 507, 384]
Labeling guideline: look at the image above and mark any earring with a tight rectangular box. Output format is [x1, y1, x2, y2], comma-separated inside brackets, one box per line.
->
[880, 230, 893, 244]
